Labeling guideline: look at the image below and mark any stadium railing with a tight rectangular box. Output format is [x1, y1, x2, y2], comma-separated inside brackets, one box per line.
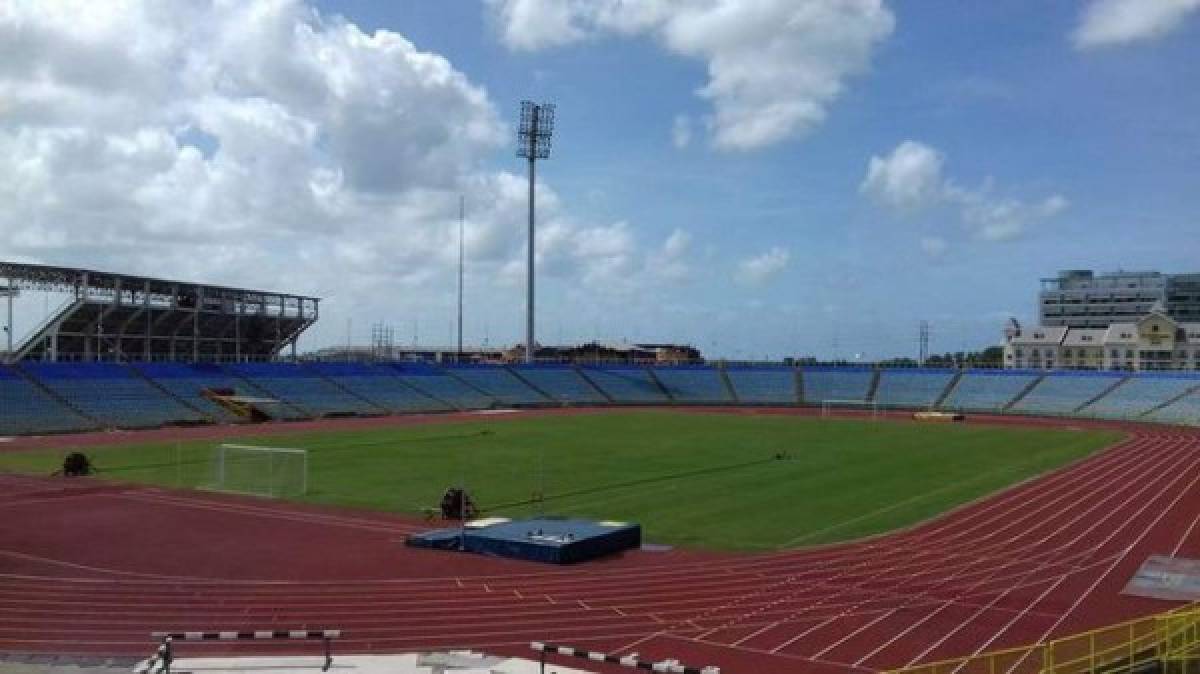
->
[885, 601, 1200, 674]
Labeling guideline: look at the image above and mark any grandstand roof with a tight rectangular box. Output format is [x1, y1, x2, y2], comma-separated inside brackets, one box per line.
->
[1, 261, 318, 362]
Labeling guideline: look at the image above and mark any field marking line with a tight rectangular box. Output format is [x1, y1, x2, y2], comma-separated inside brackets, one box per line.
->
[778, 451, 1103, 548]
[948, 437, 1200, 670]
[999, 443, 1200, 674]
[714, 436, 1160, 649]
[1171, 496, 1200, 556]
[855, 437, 1195, 667]
[10, 427, 1139, 598]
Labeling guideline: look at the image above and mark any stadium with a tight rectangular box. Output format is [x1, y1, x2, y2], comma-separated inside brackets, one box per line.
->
[1, 263, 1200, 674]
[4, 3, 1200, 674]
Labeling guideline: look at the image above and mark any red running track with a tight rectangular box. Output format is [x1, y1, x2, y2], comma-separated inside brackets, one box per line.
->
[1, 408, 1199, 674]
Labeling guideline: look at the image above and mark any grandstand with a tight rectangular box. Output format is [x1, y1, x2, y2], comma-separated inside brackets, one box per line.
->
[872, 368, 958, 408]
[510, 364, 609, 403]
[1145, 387, 1200, 425]
[650, 365, 733, 403]
[800, 366, 875, 404]
[133, 362, 252, 423]
[724, 365, 798, 404]
[1077, 372, 1200, 420]
[0, 261, 317, 362]
[386, 362, 495, 410]
[442, 364, 550, 405]
[940, 369, 1041, 412]
[578, 365, 669, 403]
[22, 361, 204, 429]
[307, 362, 451, 413]
[1009, 371, 1126, 415]
[226, 362, 382, 418]
[0, 365, 94, 434]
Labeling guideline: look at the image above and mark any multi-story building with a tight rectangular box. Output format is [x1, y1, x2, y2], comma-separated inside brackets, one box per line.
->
[1040, 269, 1200, 328]
[1005, 306, 1200, 371]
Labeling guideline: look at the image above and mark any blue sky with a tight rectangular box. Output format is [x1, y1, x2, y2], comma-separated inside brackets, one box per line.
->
[1, 1, 1198, 360]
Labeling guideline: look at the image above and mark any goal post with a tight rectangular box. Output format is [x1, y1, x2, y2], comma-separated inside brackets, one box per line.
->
[820, 399, 879, 419]
[208, 444, 308, 498]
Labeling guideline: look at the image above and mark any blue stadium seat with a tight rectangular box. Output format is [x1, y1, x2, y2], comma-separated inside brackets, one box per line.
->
[442, 365, 549, 405]
[801, 367, 874, 404]
[940, 370, 1040, 412]
[1010, 372, 1125, 415]
[1146, 387, 1200, 425]
[0, 365, 95, 435]
[385, 362, 495, 409]
[225, 363, 381, 417]
[580, 366, 668, 403]
[22, 362, 204, 429]
[510, 364, 607, 403]
[651, 365, 732, 403]
[133, 362, 251, 422]
[873, 369, 957, 408]
[1079, 373, 1200, 420]
[306, 362, 450, 413]
[725, 366, 798, 404]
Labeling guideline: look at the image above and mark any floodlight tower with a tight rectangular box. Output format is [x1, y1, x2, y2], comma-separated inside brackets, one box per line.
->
[517, 101, 555, 364]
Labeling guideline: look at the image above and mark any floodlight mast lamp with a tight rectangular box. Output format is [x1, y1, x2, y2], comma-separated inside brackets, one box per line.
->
[517, 101, 555, 364]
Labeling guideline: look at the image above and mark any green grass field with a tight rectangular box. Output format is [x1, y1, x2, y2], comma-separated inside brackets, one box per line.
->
[0, 411, 1121, 550]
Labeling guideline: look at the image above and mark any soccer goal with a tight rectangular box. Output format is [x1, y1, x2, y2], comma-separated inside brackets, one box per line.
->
[820, 399, 880, 419]
[208, 444, 308, 498]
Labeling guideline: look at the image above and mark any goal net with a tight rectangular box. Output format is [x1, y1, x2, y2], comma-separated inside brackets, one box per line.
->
[820, 399, 879, 418]
[208, 444, 308, 498]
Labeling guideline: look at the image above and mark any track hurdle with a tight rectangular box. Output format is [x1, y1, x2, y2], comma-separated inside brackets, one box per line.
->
[137, 629, 341, 674]
[531, 641, 720, 674]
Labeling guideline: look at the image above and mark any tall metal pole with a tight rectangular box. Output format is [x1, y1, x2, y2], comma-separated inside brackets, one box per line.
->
[525, 106, 538, 364]
[6, 277, 13, 357]
[458, 195, 465, 360]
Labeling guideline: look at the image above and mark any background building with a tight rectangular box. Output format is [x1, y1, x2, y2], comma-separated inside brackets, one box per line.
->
[1040, 270, 1200, 328]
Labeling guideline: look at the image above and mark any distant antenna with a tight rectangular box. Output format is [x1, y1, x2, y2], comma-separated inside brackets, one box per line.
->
[517, 100, 556, 364]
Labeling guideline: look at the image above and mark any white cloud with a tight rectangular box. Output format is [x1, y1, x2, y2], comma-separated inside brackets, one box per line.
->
[0, 0, 683, 348]
[486, 0, 895, 150]
[919, 236, 948, 257]
[861, 140, 1069, 242]
[1073, 0, 1200, 49]
[860, 140, 945, 211]
[672, 114, 692, 149]
[736, 246, 790, 286]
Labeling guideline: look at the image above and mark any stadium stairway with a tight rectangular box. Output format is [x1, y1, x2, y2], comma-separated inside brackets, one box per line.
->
[1002, 373, 1046, 411]
[128, 364, 220, 423]
[133, 362, 259, 423]
[0, 365, 97, 435]
[578, 365, 671, 404]
[20, 362, 204, 429]
[305, 362, 450, 414]
[723, 365, 799, 404]
[650, 365, 733, 404]
[386, 363, 495, 410]
[224, 363, 382, 418]
[940, 370, 1042, 413]
[508, 364, 609, 404]
[441, 364, 550, 406]
[718, 366, 739, 403]
[1142, 382, 1200, 419]
[1072, 374, 1131, 414]
[933, 371, 964, 408]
